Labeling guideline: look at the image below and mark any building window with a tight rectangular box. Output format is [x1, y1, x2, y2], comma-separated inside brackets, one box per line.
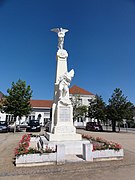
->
[29, 115, 35, 121]
[44, 118, 50, 125]
[77, 117, 83, 122]
[37, 114, 41, 120]
[79, 98, 82, 105]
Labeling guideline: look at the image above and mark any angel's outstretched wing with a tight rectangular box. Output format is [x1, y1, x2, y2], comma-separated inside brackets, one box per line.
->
[68, 69, 74, 78]
[51, 28, 60, 33]
[51, 28, 69, 34]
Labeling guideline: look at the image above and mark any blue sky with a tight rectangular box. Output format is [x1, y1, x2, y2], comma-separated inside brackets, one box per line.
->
[0, 0, 135, 104]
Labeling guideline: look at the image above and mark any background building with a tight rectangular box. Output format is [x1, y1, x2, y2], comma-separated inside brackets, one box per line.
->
[0, 85, 95, 127]
[1, 85, 135, 128]
[69, 85, 95, 127]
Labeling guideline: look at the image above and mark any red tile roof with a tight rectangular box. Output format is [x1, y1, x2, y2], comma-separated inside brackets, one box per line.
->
[1, 85, 93, 108]
[30, 100, 53, 108]
[69, 85, 94, 95]
[30, 85, 94, 108]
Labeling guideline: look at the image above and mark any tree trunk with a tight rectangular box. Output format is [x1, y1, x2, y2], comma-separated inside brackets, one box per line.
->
[118, 122, 120, 132]
[112, 119, 116, 132]
[97, 119, 100, 125]
[13, 117, 17, 133]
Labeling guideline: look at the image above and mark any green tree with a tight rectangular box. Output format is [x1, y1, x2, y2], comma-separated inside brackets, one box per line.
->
[74, 105, 88, 120]
[70, 94, 88, 121]
[0, 96, 7, 112]
[3, 79, 32, 130]
[88, 95, 106, 124]
[107, 88, 134, 132]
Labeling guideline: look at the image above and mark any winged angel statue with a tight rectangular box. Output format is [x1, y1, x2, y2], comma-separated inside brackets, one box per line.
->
[55, 69, 74, 106]
[51, 28, 69, 49]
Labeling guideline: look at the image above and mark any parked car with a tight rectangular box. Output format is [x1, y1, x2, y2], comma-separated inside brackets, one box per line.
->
[86, 122, 103, 131]
[18, 121, 28, 129]
[0, 121, 9, 133]
[26, 120, 41, 132]
[8, 122, 20, 132]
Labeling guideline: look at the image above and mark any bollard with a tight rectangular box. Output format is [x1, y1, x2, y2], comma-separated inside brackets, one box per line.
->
[56, 144, 65, 165]
[83, 143, 93, 161]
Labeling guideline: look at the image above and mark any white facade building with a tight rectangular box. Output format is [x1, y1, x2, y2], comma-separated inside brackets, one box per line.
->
[69, 85, 95, 127]
[0, 99, 53, 126]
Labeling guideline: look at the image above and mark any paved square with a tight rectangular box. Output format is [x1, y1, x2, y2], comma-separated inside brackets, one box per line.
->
[0, 129, 135, 180]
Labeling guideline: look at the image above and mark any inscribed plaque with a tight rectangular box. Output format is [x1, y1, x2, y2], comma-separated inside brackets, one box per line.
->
[59, 107, 70, 122]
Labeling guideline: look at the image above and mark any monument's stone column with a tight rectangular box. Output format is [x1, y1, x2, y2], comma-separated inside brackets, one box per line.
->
[55, 49, 68, 83]
[46, 28, 81, 141]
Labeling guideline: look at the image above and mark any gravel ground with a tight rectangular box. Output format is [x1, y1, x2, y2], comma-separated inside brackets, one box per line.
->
[0, 128, 135, 180]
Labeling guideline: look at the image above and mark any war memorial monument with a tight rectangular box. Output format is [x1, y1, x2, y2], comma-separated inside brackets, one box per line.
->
[15, 28, 124, 166]
[45, 27, 88, 155]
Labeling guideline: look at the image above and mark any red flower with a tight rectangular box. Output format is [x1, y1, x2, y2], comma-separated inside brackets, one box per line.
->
[14, 134, 31, 156]
[21, 134, 31, 142]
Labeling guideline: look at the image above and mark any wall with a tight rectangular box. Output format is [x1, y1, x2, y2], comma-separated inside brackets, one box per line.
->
[0, 107, 51, 126]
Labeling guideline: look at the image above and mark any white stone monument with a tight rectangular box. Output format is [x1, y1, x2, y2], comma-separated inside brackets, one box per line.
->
[46, 28, 81, 142]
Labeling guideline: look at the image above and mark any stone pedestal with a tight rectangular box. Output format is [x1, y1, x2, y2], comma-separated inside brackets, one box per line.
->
[41, 136, 89, 155]
[46, 133, 82, 142]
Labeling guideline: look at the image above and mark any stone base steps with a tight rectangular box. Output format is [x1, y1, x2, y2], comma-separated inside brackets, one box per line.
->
[65, 154, 84, 162]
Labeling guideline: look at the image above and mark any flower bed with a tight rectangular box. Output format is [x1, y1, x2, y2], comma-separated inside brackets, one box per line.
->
[15, 134, 56, 156]
[82, 134, 122, 151]
[15, 134, 57, 167]
[82, 134, 124, 161]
